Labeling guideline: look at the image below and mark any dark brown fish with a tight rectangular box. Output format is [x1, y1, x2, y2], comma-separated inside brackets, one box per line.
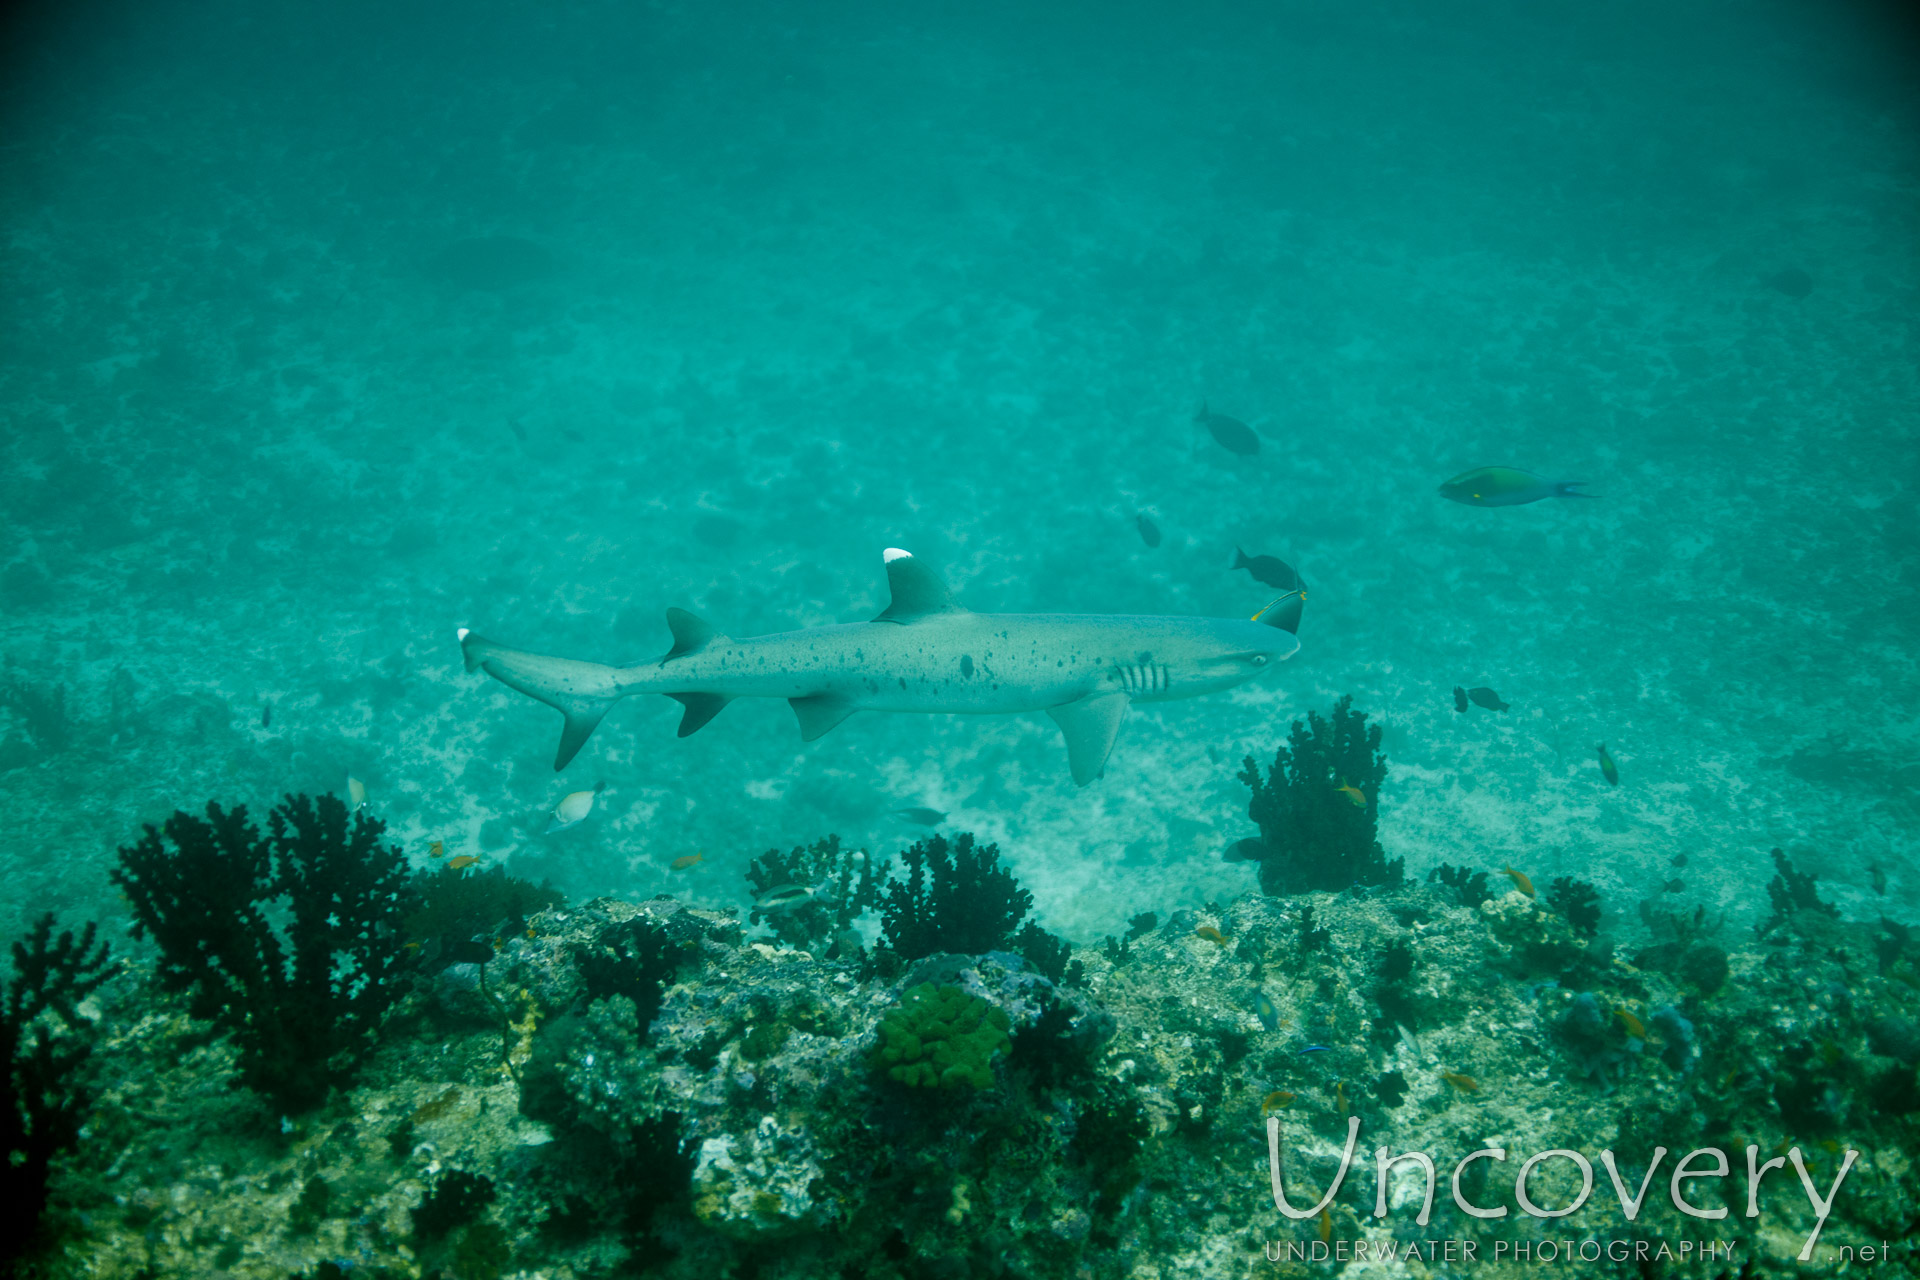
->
[261, 704, 272, 729]
[1452, 687, 1468, 713]
[1231, 548, 1301, 591]
[1662, 878, 1685, 894]
[1466, 687, 1508, 712]
[1196, 403, 1259, 456]
[1763, 267, 1813, 299]
[1223, 837, 1263, 863]
[1135, 514, 1162, 548]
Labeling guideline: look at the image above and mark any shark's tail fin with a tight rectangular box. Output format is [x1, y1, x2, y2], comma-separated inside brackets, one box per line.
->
[457, 629, 627, 769]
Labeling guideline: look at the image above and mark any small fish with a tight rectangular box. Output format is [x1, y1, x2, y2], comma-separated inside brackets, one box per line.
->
[428, 840, 444, 858]
[1223, 837, 1264, 864]
[1333, 1081, 1348, 1115]
[1439, 467, 1593, 507]
[1500, 866, 1535, 899]
[1196, 402, 1259, 456]
[1396, 1023, 1425, 1062]
[754, 883, 823, 913]
[1662, 878, 1686, 894]
[1231, 547, 1302, 591]
[671, 852, 705, 871]
[891, 807, 946, 826]
[1335, 778, 1366, 808]
[261, 704, 272, 729]
[1261, 1089, 1294, 1113]
[1671, 853, 1688, 869]
[1614, 1008, 1647, 1039]
[1299, 1045, 1332, 1055]
[1872, 864, 1887, 895]
[1596, 743, 1620, 786]
[547, 784, 603, 834]
[1194, 925, 1228, 945]
[1252, 991, 1280, 1032]
[1453, 686, 1469, 713]
[1763, 267, 1813, 299]
[1134, 513, 1162, 548]
[1316, 1206, 1332, 1244]
[447, 855, 480, 871]
[346, 776, 367, 810]
[1441, 1070, 1480, 1093]
[1466, 687, 1508, 712]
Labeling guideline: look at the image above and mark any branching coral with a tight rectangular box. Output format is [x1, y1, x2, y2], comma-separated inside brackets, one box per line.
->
[1238, 696, 1402, 895]
[1765, 847, 1837, 930]
[3, 915, 115, 1265]
[746, 834, 879, 953]
[1546, 876, 1602, 938]
[1427, 864, 1490, 909]
[110, 793, 421, 1112]
[871, 983, 1011, 1090]
[878, 833, 1068, 966]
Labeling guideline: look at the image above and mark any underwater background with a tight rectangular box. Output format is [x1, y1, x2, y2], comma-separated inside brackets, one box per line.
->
[2, 0, 1919, 1275]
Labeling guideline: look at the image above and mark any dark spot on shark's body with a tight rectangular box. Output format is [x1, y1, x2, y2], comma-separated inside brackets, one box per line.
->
[961, 655, 975, 679]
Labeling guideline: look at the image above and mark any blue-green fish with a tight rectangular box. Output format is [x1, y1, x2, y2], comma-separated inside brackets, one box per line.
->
[1252, 990, 1280, 1032]
[1439, 467, 1593, 507]
[1596, 743, 1620, 787]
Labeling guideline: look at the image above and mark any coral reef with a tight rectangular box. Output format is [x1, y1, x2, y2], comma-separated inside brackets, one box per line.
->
[744, 834, 878, 954]
[109, 793, 420, 1112]
[1237, 695, 1403, 895]
[407, 864, 563, 968]
[1426, 862, 1490, 908]
[874, 832, 1073, 983]
[3, 915, 115, 1266]
[1546, 874, 1602, 937]
[1766, 845, 1838, 930]
[871, 983, 1012, 1089]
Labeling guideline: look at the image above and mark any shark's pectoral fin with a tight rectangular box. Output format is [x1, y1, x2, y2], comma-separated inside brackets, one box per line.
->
[873, 548, 965, 623]
[790, 694, 857, 741]
[663, 608, 729, 662]
[669, 692, 732, 737]
[1047, 691, 1130, 785]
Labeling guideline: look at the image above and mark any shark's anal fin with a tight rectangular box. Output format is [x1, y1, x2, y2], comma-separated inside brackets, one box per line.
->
[663, 608, 728, 663]
[1046, 691, 1130, 785]
[669, 692, 732, 737]
[873, 548, 964, 624]
[790, 694, 856, 741]
[457, 630, 623, 771]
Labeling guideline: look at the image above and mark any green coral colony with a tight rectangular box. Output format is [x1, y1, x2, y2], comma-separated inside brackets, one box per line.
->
[2, 698, 1916, 1277]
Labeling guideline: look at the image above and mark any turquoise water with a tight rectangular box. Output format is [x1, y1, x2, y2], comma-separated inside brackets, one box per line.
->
[6, 0, 1914, 943]
[5, 2, 1920, 1274]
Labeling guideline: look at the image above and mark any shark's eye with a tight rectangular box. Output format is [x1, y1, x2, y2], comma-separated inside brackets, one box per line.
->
[1251, 655, 1268, 667]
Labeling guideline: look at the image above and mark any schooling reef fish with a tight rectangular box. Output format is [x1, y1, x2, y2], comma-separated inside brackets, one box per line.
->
[1439, 467, 1593, 507]
[446, 855, 480, 871]
[1500, 866, 1535, 898]
[1335, 779, 1366, 807]
[1196, 403, 1259, 456]
[460, 548, 1302, 786]
[671, 852, 705, 871]
[1465, 687, 1508, 711]
[1134, 513, 1162, 548]
[547, 782, 604, 833]
[1596, 743, 1620, 786]
[891, 807, 947, 826]
[1231, 548, 1302, 592]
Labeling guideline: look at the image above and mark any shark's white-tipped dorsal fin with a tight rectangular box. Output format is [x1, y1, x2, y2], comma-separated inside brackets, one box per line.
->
[874, 548, 964, 623]
[1047, 690, 1130, 785]
[663, 607, 728, 663]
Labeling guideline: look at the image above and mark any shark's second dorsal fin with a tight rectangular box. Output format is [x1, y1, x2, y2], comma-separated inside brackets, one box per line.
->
[663, 607, 727, 662]
[874, 548, 963, 623]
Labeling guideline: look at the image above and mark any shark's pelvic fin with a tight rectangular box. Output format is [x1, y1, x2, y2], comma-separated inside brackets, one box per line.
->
[790, 693, 856, 741]
[669, 691, 732, 737]
[1047, 690, 1130, 785]
[663, 607, 727, 662]
[874, 548, 964, 623]
[457, 630, 623, 770]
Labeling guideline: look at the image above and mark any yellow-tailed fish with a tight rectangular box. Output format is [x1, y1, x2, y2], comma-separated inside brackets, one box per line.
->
[1614, 1008, 1647, 1039]
[1261, 1090, 1295, 1113]
[1441, 1070, 1480, 1093]
[1194, 925, 1228, 945]
[428, 840, 444, 858]
[671, 852, 705, 871]
[1317, 1206, 1332, 1243]
[446, 855, 480, 871]
[1335, 778, 1366, 807]
[1500, 866, 1535, 898]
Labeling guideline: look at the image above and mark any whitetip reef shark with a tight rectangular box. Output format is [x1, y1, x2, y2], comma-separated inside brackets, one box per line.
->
[458, 549, 1304, 785]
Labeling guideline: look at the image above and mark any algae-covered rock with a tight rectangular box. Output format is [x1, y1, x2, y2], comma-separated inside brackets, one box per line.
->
[871, 983, 1011, 1089]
